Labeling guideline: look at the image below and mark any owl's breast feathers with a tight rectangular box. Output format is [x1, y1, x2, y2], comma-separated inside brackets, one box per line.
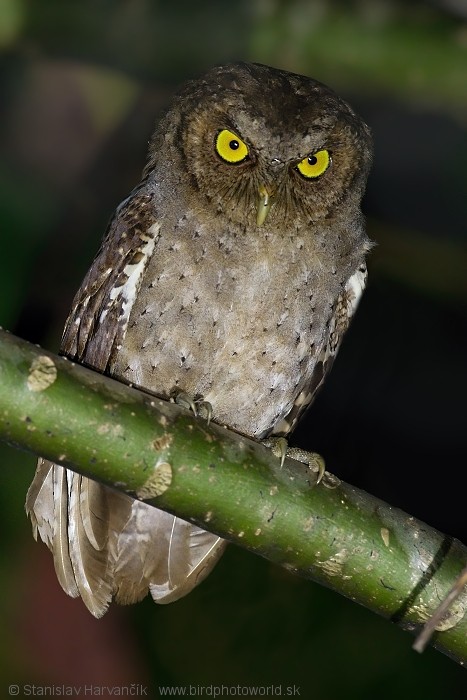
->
[62, 184, 368, 440]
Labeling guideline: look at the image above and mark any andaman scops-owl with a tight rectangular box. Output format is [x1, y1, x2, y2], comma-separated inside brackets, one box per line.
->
[26, 62, 373, 617]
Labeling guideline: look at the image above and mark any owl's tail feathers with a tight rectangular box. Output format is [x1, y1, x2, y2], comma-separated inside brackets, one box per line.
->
[148, 518, 227, 604]
[26, 459, 114, 618]
[109, 496, 226, 605]
[26, 460, 226, 616]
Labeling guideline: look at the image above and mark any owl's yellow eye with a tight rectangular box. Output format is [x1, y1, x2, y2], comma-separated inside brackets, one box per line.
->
[296, 149, 330, 179]
[215, 129, 249, 164]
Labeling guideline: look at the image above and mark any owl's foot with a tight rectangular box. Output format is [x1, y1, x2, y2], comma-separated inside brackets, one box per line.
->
[172, 390, 212, 425]
[262, 437, 325, 485]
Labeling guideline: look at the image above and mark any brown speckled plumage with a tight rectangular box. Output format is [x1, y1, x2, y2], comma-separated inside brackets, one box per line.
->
[26, 62, 372, 616]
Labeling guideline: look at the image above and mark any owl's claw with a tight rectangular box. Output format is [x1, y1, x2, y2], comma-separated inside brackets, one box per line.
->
[263, 437, 288, 467]
[262, 437, 325, 485]
[174, 391, 198, 416]
[173, 391, 212, 425]
[197, 400, 212, 426]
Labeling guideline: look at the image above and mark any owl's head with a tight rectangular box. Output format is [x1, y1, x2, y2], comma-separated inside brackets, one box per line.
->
[147, 62, 372, 232]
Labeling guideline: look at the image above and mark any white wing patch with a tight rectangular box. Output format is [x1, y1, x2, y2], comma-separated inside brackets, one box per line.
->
[345, 263, 367, 317]
[100, 224, 160, 329]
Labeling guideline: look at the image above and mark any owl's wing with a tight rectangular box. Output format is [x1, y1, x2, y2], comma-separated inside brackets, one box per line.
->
[26, 189, 225, 617]
[272, 262, 367, 436]
[61, 190, 160, 370]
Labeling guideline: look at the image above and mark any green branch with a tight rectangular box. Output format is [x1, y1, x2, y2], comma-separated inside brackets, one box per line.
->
[0, 328, 466, 664]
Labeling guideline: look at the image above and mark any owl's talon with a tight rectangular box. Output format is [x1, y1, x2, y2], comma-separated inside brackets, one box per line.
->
[262, 438, 325, 485]
[262, 437, 288, 467]
[317, 457, 325, 484]
[195, 399, 212, 425]
[174, 391, 198, 417]
[173, 391, 212, 425]
[196, 400, 213, 425]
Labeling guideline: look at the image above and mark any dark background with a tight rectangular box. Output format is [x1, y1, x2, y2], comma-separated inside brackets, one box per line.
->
[1, 0, 466, 696]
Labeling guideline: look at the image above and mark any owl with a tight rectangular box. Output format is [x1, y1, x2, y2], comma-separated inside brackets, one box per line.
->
[26, 62, 372, 617]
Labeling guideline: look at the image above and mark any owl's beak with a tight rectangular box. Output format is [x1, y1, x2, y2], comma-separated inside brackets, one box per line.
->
[257, 185, 272, 226]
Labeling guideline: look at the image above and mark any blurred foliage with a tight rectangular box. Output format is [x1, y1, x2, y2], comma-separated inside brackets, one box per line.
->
[0, 0, 466, 697]
[254, 0, 467, 112]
